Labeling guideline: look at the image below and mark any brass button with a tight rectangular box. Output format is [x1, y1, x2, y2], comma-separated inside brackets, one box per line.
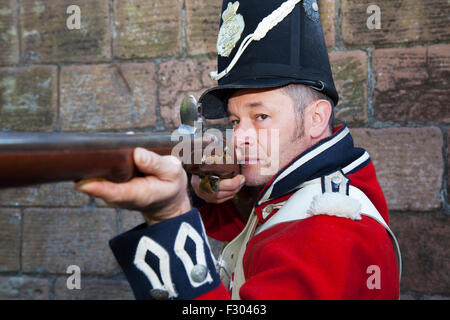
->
[191, 264, 208, 283]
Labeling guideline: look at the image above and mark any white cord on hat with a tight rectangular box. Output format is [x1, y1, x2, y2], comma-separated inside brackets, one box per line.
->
[210, 0, 303, 81]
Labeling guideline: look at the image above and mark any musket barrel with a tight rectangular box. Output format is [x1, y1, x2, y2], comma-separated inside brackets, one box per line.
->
[0, 132, 178, 188]
[0, 131, 240, 189]
[0, 132, 176, 152]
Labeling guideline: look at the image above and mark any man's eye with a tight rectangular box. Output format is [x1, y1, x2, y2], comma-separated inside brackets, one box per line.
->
[256, 114, 269, 121]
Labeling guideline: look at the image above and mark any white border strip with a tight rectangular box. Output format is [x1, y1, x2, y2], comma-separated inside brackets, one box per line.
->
[342, 151, 370, 174]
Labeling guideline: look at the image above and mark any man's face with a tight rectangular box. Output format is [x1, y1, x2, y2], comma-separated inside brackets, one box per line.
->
[227, 87, 311, 187]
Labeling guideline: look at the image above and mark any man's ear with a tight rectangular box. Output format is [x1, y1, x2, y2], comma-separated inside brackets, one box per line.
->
[308, 99, 332, 139]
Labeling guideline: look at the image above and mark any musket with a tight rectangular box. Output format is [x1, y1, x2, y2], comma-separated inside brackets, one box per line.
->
[0, 95, 239, 193]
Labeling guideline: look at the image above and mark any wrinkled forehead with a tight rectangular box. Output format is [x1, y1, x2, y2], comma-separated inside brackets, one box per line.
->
[227, 87, 294, 115]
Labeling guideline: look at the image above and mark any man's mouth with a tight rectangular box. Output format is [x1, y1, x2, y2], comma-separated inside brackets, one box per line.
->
[241, 157, 259, 165]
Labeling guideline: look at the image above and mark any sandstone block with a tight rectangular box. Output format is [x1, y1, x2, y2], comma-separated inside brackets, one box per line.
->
[158, 58, 217, 129]
[114, 0, 182, 59]
[22, 208, 118, 275]
[0, 65, 57, 131]
[21, 0, 111, 63]
[0, 0, 19, 66]
[0, 182, 89, 207]
[0, 276, 49, 299]
[60, 63, 157, 131]
[341, 0, 450, 45]
[351, 127, 443, 211]
[54, 277, 133, 300]
[390, 212, 450, 294]
[0, 209, 21, 272]
[373, 45, 450, 123]
[330, 50, 367, 123]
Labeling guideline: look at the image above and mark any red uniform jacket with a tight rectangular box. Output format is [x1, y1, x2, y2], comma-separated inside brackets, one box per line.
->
[109, 126, 401, 300]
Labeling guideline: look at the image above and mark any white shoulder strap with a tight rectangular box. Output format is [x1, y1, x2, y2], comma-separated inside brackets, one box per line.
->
[254, 182, 402, 279]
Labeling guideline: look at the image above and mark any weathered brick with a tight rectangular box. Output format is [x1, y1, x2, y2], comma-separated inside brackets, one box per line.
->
[373, 45, 450, 123]
[0, 65, 57, 131]
[329, 50, 367, 123]
[159, 58, 217, 128]
[399, 292, 416, 300]
[60, 63, 157, 131]
[421, 294, 450, 300]
[0, 182, 89, 207]
[0, 0, 19, 66]
[399, 292, 450, 300]
[319, 0, 335, 48]
[390, 212, 450, 294]
[22, 208, 118, 275]
[0, 276, 49, 299]
[114, 0, 182, 59]
[0, 209, 21, 272]
[54, 277, 133, 300]
[447, 128, 450, 195]
[351, 127, 443, 211]
[185, 0, 221, 55]
[429, 45, 450, 122]
[341, 0, 450, 46]
[20, 0, 111, 63]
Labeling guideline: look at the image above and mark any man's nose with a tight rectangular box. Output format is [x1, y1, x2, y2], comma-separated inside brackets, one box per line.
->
[234, 123, 258, 148]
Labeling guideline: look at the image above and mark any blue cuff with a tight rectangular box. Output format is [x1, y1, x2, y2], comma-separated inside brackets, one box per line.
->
[109, 209, 221, 300]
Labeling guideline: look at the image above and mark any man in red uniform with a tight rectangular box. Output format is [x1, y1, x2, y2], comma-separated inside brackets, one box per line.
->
[76, 0, 401, 299]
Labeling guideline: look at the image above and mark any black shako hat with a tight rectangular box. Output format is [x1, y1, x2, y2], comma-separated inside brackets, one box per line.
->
[199, 0, 338, 119]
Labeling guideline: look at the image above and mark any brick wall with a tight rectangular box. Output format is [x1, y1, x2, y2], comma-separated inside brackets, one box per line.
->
[0, 0, 448, 300]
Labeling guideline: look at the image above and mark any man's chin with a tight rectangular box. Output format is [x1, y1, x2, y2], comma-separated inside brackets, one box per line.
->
[241, 166, 274, 187]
